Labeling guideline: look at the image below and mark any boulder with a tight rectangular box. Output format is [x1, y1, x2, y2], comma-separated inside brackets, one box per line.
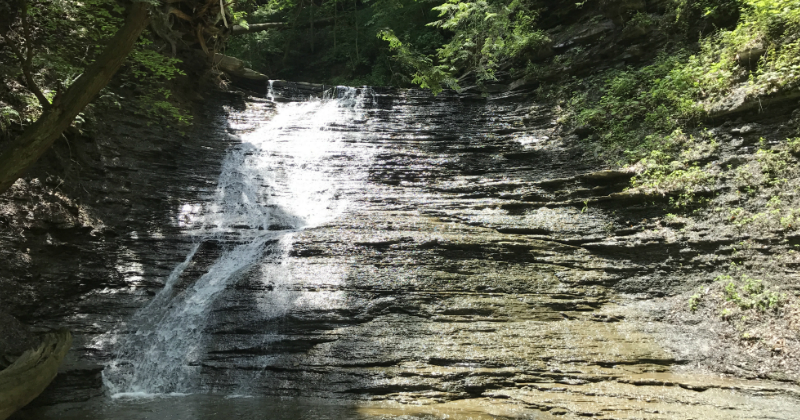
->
[736, 47, 766, 68]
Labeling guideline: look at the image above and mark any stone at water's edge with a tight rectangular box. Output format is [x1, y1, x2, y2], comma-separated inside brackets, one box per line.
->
[0, 330, 72, 420]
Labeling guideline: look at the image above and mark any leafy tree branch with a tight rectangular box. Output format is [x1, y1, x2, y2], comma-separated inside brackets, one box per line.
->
[0, 0, 50, 110]
[0, 1, 152, 195]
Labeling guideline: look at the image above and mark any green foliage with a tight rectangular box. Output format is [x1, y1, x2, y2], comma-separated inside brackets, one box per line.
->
[689, 289, 704, 312]
[718, 136, 800, 233]
[624, 129, 718, 209]
[232, 10, 250, 29]
[625, 11, 655, 30]
[688, 272, 787, 314]
[634, 163, 714, 208]
[1, 0, 192, 128]
[378, 30, 457, 94]
[224, 1, 286, 72]
[227, 0, 427, 84]
[125, 37, 191, 128]
[787, 137, 800, 153]
[719, 274, 786, 312]
[26, 0, 141, 83]
[225, 0, 550, 88]
[137, 88, 193, 129]
[732, 139, 796, 190]
[0, 106, 21, 135]
[673, 0, 743, 26]
[682, 0, 800, 99]
[129, 40, 186, 81]
[550, 1, 800, 211]
[425, 0, 548, 86]
[569, 53, 706, 162]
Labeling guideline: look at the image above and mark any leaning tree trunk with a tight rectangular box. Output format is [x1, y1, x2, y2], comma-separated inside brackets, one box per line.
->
[0, 2, 151, 195]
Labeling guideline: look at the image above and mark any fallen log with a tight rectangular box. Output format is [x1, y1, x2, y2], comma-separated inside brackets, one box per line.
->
[231, 22, 287, 35]
[230, 16, 336, 35]
[0, 330, 72, 420]
[212, 53, 269, 87]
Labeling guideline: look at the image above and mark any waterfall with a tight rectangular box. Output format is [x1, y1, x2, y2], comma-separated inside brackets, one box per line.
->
[267, 80, 275, 102]
[103, 86, 373, 396]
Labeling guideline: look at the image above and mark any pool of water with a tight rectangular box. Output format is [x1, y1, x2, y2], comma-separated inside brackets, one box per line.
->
[13, 394, 548, 420]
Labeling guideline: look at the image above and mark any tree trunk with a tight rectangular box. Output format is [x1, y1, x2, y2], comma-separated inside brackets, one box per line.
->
[0, 2, 151, 195]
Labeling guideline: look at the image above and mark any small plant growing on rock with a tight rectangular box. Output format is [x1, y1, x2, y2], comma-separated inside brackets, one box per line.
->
[0, 106, 21, 136]
[626, 12, 655, 29]
[719, 274, 786, 312]
[689, 289, 704, 312]
[787, 137, 800, 154]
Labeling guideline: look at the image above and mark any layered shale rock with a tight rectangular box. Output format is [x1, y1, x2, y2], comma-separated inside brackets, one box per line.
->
[2, 61, 800, 420]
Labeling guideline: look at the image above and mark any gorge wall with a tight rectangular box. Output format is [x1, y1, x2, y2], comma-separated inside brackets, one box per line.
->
[1, 0, 800, 417]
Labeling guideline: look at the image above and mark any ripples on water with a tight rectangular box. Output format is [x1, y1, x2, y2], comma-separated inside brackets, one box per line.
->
[18, 395, 523, 420]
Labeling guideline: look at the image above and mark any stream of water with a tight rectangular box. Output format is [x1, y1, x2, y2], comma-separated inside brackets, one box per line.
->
[103, 87, 375, 396]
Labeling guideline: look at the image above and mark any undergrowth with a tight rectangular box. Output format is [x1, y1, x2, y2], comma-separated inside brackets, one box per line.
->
[720, 138, 800, 232]
[561, 0, 800, 161]
[0, 2, 192, 135]
[548, 1, 800, 212]
[689, 271, 788, 319]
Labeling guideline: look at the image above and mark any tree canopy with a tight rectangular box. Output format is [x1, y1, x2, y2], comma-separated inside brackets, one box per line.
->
[0, 0, 244, 194]
[2, 0, 800, 193]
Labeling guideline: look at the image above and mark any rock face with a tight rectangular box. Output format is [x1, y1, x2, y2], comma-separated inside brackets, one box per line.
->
[0, 313, 39, 367]
[0, 88, 260, 404]
[4, 84, 800, 419]
[3, 2, 800, 418]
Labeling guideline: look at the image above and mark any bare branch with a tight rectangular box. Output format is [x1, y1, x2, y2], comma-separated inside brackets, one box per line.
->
[168, 7, 193, 22]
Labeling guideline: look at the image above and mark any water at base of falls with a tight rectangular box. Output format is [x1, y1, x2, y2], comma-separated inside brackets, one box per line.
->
[102, 86, 374, 396]
[12, 394, 545, 420]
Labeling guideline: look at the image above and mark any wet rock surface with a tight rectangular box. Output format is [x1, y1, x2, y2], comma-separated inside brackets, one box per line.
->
[0, 312, 39, 368]
[0, 88, 259, 404]
[2, 87, 800, 418]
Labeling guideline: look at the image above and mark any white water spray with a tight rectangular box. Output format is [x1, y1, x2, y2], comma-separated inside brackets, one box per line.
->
[267, 80, 275, 102]
[103, 86, 373, 396]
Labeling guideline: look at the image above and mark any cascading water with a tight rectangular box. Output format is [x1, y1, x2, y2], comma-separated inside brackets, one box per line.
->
[103, 86, 374, 396]
[267, 80, 275, 102]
